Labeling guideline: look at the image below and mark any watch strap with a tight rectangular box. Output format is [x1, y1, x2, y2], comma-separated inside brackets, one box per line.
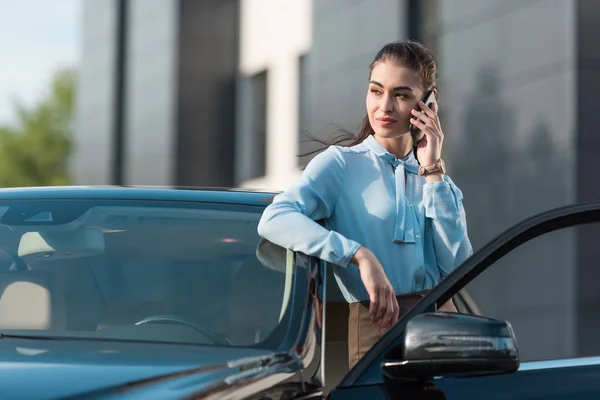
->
[419, 159, 445, 176]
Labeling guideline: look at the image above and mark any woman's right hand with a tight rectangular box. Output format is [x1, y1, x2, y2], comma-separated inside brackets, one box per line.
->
[351, 247, 399, 332]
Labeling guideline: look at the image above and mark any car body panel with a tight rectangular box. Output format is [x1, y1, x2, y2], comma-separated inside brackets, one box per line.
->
[0, 338, 278, 399]
[330, 360, 600, 400]
[330, 202, 600, 399]
[0, 186, 277, 206]
[0, 186, 324, 400]
[2, 187, 600, 399]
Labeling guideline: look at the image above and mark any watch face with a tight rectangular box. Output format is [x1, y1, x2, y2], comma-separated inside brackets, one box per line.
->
[419, 159, 445, 176]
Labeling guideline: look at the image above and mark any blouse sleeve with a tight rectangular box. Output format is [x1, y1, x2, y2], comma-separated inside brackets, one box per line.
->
[257, 146, 362, 267]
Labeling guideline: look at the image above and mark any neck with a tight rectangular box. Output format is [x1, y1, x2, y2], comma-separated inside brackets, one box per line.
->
[373, 133, 413, 159]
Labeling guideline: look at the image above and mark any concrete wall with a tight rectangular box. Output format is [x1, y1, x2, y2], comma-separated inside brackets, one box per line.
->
[428, 0, 577, 361]
[73, 0, 600, 369]
[72, 0, 119, 185]
[236, 0, 312, 190]
[123, 0, 178, 186]
[307, 0, 406, 135]
[75, 0, 239, 188]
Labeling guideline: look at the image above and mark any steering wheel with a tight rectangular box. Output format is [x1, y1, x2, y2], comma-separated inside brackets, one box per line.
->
[134, 314, 232, 346]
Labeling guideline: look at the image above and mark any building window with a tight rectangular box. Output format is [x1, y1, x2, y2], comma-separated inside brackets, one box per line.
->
[246, 70, 268, 180]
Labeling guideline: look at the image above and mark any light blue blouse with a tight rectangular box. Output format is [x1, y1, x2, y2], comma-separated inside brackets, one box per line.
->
[257, 135, 473, 303]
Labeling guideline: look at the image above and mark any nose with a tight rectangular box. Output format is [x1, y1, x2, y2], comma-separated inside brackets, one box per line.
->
[379, 93, 394, 113]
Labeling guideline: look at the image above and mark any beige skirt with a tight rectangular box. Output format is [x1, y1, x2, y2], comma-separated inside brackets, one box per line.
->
[348, 291, 457, 369]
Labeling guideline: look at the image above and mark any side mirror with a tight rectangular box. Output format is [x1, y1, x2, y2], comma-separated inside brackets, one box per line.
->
[383, 313, 519, 380]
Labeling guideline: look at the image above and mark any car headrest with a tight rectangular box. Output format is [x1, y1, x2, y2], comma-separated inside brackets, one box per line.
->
[228, 256, 286, 334]
[0, 271, 67, 329]
[18, 227, 105, 260]
[255, 239, 287, 273]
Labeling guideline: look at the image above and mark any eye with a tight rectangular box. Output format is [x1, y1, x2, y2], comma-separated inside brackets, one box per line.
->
[370, 88, 382, 95]
[395, 93, 410, 99]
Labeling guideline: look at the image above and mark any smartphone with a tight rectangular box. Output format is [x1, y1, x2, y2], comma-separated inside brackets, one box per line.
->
[409, 89, 438, 145]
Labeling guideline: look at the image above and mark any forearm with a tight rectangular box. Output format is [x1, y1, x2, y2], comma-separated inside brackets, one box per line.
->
[258, 202, 362, 267]
[423, 176, 473, 276]
[257, 145, 357, 266]
[425, 173, 443, 183]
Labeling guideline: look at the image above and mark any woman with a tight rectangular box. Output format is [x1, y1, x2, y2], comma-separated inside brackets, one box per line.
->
[257, 40, 473, 368]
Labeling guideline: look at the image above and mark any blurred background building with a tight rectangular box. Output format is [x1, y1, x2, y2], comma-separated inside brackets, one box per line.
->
[62, 0, 600, 385]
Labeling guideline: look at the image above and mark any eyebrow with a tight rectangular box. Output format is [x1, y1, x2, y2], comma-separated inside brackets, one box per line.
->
[369, 80, 414, 91]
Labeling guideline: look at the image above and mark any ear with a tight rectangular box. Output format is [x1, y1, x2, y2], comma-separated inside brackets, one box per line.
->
[433, 88, 438, 97]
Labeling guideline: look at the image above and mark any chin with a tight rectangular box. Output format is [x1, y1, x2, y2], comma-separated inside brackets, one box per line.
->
[373, 130, 410, 140]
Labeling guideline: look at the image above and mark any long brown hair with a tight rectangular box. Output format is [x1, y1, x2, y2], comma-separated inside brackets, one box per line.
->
[300, 40, 438, 158]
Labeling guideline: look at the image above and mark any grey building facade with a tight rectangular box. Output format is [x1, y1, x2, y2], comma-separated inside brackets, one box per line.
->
[73, 0, 239, 187]
[73, 0, 600, 384]
[302, 0, 600, 379]
[426, 0, 600, 361]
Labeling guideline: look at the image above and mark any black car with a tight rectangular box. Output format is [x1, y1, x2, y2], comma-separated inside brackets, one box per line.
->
[0, 186, 598, 399]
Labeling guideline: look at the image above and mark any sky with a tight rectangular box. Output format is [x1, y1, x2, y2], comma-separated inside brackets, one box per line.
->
[0, 0, 80, 125]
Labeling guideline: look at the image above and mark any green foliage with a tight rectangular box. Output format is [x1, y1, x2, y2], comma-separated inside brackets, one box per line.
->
[0, 68, 75, 187]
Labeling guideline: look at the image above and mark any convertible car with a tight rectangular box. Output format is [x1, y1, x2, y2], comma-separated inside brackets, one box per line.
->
[0, 186, 598, 399]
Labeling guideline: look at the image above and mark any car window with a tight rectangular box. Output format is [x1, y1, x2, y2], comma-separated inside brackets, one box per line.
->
[0, 199, 295, 350]
[460, 222, 600, 362]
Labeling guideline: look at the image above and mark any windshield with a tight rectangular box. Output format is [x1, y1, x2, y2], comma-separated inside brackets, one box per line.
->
[0, 198, 293, 350]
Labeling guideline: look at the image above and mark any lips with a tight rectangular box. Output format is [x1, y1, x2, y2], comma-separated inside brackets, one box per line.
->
[376, 117, 397, 126]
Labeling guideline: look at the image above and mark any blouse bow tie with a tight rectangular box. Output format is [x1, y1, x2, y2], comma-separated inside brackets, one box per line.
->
[380, 153, 420, 244]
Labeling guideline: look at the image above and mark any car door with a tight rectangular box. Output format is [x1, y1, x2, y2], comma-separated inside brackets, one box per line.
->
[328, 202, 600, 400]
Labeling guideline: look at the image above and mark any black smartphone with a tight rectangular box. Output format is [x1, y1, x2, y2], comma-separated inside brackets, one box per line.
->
[409, 89, 438, 145]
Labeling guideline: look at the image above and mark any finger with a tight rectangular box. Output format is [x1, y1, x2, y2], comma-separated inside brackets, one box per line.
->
[429, 101, 438, 114]
[369, 293, 379, 324]
[378, 292, 392, 331]
[391, 296, 399, 325]
[375, 289, 387, 326]
[409, 117, 427, 131]
[411, 108, 428, 119]
[380, 292, 396, 332]
[418, 101, 438, 120]
[429, 102, 443, 132]
[424, 101, 443, 131]
[370, 289, 384, 324]
[411, 109, 434, 127]
[410, 113, 442, 140]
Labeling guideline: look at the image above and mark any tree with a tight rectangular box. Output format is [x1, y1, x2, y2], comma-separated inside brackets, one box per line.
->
[0, 68, 75, 187]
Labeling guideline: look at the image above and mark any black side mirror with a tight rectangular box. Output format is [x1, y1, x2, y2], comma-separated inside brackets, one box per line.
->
[383, 313, 519, 380]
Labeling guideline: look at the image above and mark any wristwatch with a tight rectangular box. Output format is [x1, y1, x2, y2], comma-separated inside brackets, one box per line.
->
[418, 159, 446, 176]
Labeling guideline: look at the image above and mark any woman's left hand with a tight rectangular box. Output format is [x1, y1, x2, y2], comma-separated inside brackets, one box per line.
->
[411, 101, 444, 167]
